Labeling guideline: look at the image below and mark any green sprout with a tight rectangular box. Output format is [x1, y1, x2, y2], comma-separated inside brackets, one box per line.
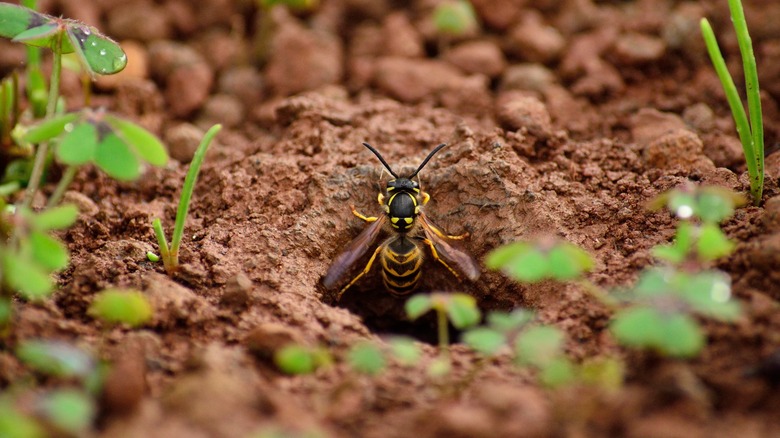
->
[153, 124, 221, 276]
[463, 310, 575, 388]
[387, 336, 422, 367]
[611, 185, 743, 357]
[0, 3, 127, 208]
[701, 0, 764, 205]
[610, 268, 740, 357]
[0, 3, 127, 78]
[15, 340, 96, 379]
[0, 73, 33, 195]
[87, 289, 153, 328]
[274, 344, 332, 375]
[406, 292, 481, 349]
[406, 292, 480, 376]
[37, 389, 96, 436]
[6, 339, 104, 436]
[18, 108, 169, 206]
[485, 238, 594, 283]
[19, 0, 46, 118]
[2, 203, 78, 300]
[649, 185, 745, 264]
[0, 398, 46, 438]
[346, 342, 386, 376]
[433, 0, 478, 37]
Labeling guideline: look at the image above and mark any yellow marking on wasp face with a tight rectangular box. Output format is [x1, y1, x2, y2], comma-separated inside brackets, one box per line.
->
[391, 223, 399, 229]
[414, 206, 420, 214]
[412, 187, 420, 193]
[404, 217, 413, 224]
[391, 217, 400, 224]
[410, 195, 418, 207]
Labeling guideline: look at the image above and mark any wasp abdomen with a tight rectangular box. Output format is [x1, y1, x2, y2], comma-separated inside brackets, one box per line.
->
[381, 236, 423, 295]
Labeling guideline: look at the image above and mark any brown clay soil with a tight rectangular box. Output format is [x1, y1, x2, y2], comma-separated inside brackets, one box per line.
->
[3, 0, 780, 436]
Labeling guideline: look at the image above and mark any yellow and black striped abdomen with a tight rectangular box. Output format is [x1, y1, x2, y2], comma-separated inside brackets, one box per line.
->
[380, 235, 423, 295]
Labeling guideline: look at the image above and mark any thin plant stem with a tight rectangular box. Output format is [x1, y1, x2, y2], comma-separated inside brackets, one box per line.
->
[437, 308, 449, 351]
[21, 0, 40, 68]
[700, 16, 762, 205]
[169, 124, 221, 260]
[577, 279, 619, 309]
[46, 165, 77, 208]
[152, 218, 171, 272]
[728, 0, 764, 202]
[0, 181, 20, 197]
[22, 32, 63, 209]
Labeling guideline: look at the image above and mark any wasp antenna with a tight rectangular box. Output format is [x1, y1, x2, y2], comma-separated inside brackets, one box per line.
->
[362, 142, 399, 178]
[410, 143, 447, 178]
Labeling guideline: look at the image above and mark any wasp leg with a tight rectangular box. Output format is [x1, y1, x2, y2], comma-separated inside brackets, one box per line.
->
[377, 192, 385, 206]
[422, 238, 461, 280]
[337, 245, 383, 300]
[350, 204, 378, 222]
[426, 219, 469, 240]
[421, 191, 430, 205]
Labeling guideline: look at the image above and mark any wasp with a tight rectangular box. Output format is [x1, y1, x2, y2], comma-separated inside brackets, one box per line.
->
[323, 142, 480, 299]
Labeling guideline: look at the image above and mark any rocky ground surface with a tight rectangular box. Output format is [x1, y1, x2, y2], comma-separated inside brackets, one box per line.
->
[2, 0, 780, 436]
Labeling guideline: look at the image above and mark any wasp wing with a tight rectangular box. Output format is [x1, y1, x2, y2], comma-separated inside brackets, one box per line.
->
[419, 212, 480, 281]
[323, 215, 387, 290]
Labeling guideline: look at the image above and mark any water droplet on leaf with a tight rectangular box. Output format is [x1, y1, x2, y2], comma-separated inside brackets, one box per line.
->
[676, 205, 693, 219]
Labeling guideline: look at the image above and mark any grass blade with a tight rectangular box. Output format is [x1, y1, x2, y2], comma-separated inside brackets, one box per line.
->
[700, 18, 760, 204]
[170, 124, 222, 256]
[728, 0, 763, 203]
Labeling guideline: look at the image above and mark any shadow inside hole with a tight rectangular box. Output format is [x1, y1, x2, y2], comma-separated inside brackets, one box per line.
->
[332, 284, 467, 346]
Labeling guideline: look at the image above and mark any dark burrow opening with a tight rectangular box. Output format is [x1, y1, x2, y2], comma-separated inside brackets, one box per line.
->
[329, 284, 476, 346]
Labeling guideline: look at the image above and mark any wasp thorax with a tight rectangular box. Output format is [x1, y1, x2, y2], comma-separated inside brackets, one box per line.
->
[385, 178, 420, 232]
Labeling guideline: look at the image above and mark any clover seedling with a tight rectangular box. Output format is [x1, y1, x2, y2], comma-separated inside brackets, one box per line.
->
[485, 238, 594, 283]
[515, 325, 575, 387]
[387, 336, 422, 367]
[433, 0, 479, 37]
[37, 389, 95, 436]
[701, 0, 764, 205]
[152, 124, 221, 275]
[406, 292, 480, 377]
[0, 398, 46, 438]
[88, 289, 153, 328]
[274, 344, 332, 375]
[0, 3, 127, 78]
[347, 342, 386, 376]
[610, 268, 740, 358]
[463, 310, 575, 387]
[15, 339, 96, 379]
[18, 108, 169, 206]
[7, 339, 103, 435]
[2, 203, 78, 300]
[0, 3, 127, 208]
[406, 292, 481, 349]
[462, 309, 533, 356]
[610, 185, 743, 358]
